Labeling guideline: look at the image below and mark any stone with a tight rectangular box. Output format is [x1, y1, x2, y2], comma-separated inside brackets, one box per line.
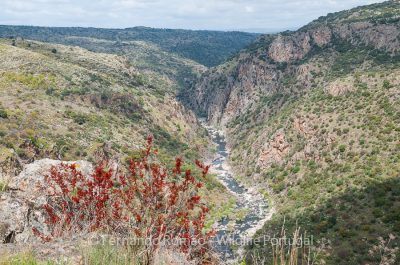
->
[259, 130, 290, 167]
[0, 159, 93, 244]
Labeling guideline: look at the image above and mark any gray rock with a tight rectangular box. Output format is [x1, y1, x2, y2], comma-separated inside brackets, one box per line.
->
[0, 159, 92, 244]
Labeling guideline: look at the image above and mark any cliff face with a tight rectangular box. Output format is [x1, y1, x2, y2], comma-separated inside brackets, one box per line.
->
[189, 1, 400, 126]
[189, 1, 400, 264]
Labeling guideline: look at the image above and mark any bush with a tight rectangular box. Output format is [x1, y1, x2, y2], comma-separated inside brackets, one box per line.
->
[291, 165, 301, 174]
[0, 109, 8, 119]
[339, 145, 347, 153]
[33, 137, 214, 263]
[64, 110, 88, 125]
[382, 80, 391, 89]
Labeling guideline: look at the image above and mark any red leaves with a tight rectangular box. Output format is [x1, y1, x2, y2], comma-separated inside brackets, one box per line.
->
[195, 160, 210, 177]
[173, 157, 183, 174]
[33, 161, 122, 239]
[190, 195, 201, 204]
[34, 136, 214, 262]
[135, 214, 142, 223]
[32, 227, 51, 242]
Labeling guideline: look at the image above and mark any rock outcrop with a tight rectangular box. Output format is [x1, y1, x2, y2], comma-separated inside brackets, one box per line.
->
[259, 130, 290, 166]
[0, 159, 92, 244]
[326, 78, 355, 96]
[268, 32, 312, 63]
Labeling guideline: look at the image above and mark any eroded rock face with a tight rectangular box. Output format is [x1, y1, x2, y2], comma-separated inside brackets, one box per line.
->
[311, 26, 332, 47]
[189, 19, 399, 128]
[326, 78, 355, 96]
[333, 22, 400, 53]
[0, 159, 92, 244]
[268, 26, 333, 63]
[268, 33, 312, 63]
[259, 130, 290, 167]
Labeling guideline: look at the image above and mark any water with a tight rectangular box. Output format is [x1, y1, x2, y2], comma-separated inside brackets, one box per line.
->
[201, 121, 271, 263]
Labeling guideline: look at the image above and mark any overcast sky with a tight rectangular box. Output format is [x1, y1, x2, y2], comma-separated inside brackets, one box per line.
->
[0, 0, 385, 32]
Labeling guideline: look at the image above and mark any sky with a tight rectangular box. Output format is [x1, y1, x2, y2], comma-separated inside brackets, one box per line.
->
[0, 0, 386, 32]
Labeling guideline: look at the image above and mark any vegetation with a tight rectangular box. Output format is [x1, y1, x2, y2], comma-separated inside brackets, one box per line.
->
[0, 26, 258, 67]
[230, 61, 400, 265]
[0, 252, 58, 265]
[1, 1, 399, 264]
[0, 109, 8, 119]
[0, 38, 235, 263]
[227, 68, 400, 264]
[33, 137, 215, 264]
[189, 2, 400, 264]
[0, 38, 209, 162]
[306, 0, 400, 26]
[0, 179, 9, 192]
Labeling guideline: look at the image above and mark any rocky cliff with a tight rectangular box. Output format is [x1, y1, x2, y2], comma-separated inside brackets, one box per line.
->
[188, 1, 400, 264]
[188, 1, 400, 127]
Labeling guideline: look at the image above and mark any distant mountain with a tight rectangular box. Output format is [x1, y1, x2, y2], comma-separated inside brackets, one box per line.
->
[0, 25, 259, 67]
[235, 28, 296, 34]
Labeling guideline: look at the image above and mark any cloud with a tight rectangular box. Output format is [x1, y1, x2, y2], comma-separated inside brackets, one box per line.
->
[0, 0, 385, 31]
[245, 6, 255, 13]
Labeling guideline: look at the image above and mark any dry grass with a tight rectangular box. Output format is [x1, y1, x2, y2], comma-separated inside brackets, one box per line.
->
[0, 177, 10, 192]
[249, 223, 323, 265]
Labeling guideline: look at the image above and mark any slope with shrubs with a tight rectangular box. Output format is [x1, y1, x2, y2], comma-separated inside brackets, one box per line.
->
[241, 70, 400, 265]
[0, 38, 236, 256]
[188, 1, 400, 264]
[0, 38, 206, 163]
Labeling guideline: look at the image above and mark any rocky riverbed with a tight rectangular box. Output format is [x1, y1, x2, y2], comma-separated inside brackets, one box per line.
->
[201, 121, 274, 263]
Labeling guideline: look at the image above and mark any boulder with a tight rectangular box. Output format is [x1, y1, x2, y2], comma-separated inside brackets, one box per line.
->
[0, 159, 92, 244]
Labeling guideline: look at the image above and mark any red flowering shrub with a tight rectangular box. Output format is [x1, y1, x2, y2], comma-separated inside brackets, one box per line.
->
[33, 136, 214, 263]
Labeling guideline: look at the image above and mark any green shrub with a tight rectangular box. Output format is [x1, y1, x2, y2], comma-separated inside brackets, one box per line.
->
[64, 110, 89, 125]
[291, 165, 301, 174]
[382, 80, 391, 89]
[339, 145, 347, 153]
[0, 109, 8, 118]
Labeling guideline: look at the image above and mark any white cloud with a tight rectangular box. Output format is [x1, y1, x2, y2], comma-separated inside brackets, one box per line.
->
[245, 6, 255, 13]
[0, 0, 386, 31]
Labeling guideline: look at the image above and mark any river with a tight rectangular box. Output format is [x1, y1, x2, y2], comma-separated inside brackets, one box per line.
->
[201, 121, 273, 263]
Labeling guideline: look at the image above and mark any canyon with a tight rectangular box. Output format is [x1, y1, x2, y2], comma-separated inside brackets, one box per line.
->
[0, 1, 400, 264]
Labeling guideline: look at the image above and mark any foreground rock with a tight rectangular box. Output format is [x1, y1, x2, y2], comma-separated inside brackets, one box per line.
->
[0, 159, 92, 244]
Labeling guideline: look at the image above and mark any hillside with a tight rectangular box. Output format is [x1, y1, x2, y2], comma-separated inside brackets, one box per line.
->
[0, 38, 239, 257]
[188, 1, 400, 264]
[0, 26, 259, 67]
[0, 38, 205, 162]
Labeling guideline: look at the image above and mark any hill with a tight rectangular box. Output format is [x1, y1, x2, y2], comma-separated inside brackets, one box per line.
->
[188, 1, 400, 264]
[0, 26, 259, 67]
[0, 38, 208, 164]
